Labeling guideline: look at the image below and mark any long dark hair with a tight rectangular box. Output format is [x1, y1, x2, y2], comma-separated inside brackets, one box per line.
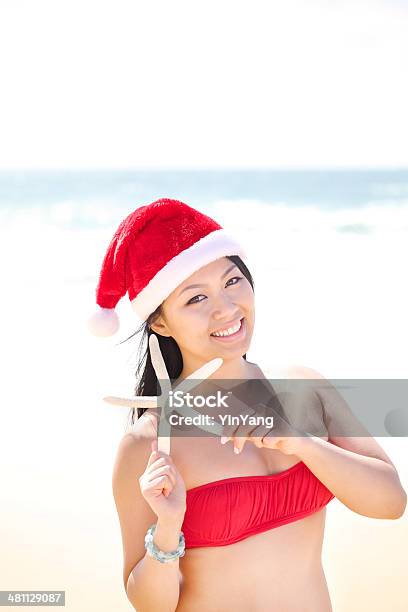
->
[118, 255, 254, 428]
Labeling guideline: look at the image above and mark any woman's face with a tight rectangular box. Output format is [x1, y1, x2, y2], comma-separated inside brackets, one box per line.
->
[151, 257, 255, 365]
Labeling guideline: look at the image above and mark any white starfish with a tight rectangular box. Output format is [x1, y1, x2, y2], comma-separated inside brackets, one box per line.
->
[103, 334, 226, 454]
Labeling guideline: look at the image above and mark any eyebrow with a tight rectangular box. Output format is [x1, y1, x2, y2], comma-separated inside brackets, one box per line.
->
[177, 264, 238, 297]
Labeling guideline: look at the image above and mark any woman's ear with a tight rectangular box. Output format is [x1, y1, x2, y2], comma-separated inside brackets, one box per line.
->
[150, 317, 171, 337]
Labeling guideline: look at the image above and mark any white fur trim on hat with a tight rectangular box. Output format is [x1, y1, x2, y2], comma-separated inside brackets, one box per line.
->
[131, 228, 247, 321]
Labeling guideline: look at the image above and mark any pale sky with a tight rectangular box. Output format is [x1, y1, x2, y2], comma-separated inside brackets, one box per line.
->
[0, 0, 407, 169]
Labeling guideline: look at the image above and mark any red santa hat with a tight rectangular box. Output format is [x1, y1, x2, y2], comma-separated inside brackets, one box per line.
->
[87, 198, 248, 337]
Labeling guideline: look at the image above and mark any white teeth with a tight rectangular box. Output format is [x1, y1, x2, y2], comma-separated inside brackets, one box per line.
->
[211, 319, 242, 337]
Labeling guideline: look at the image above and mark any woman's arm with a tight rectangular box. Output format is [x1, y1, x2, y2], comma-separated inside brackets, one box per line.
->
[294, 434, 407, 518]
[126, 516, 184, 612]
[288, 366, 407, 519]
[112, 433, 184, 612]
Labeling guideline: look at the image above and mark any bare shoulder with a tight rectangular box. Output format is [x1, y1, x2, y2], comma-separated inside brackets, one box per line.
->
[113, 411, 157, 470]
[112, 411, 160, 505]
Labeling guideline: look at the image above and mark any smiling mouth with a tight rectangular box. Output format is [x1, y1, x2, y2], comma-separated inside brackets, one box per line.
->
[210, 317, 245, 340]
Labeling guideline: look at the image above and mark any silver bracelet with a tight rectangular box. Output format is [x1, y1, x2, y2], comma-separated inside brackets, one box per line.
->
[144, 523, 186, 564]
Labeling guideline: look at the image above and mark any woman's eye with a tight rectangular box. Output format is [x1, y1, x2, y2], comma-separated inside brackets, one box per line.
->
[226, 276, 242, 287]
[186, 276, 242, 305]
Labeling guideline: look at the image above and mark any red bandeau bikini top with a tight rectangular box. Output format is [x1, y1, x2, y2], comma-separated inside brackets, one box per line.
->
[181, 460, 335, 549]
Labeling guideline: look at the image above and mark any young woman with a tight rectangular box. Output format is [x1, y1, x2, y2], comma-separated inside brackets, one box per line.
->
[88, 198, 407, 611]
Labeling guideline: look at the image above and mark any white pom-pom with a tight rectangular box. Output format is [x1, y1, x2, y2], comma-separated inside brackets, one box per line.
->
[87, 306, 120, 337]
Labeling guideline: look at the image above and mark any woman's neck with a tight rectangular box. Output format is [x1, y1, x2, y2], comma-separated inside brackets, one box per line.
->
[177, 356, 254, 384]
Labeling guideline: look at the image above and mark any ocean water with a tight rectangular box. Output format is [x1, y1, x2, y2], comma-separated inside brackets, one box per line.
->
[1, 169, 407, 611]
[2, 167, 408, 220]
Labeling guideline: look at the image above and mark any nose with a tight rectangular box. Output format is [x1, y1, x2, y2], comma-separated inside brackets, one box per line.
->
[211, 294, 241, 322]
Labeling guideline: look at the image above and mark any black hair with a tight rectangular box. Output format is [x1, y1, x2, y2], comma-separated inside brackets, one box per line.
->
[118, 255, 254, 428]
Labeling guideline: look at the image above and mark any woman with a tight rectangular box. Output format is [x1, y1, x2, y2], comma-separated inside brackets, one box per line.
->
[88, 198, 407, 611]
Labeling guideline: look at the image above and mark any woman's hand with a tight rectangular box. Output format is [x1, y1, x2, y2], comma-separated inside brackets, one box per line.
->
[220, 403, 309, 456]
[139, 438, 187, 524]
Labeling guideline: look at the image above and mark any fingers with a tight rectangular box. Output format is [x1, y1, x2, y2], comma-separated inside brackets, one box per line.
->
[221, 424, 258, 453]
[220, 405, 270, 452]
[147, 441, 174, 467]
[147, 464, 177, 488]
[147, 443, 159, 467]
[249, 425, 272, 447]
[143, 445, 177, 497]
[219, 407, 257, 440]
[143, 474, 173, 497]
[149, 461, 176, 481]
